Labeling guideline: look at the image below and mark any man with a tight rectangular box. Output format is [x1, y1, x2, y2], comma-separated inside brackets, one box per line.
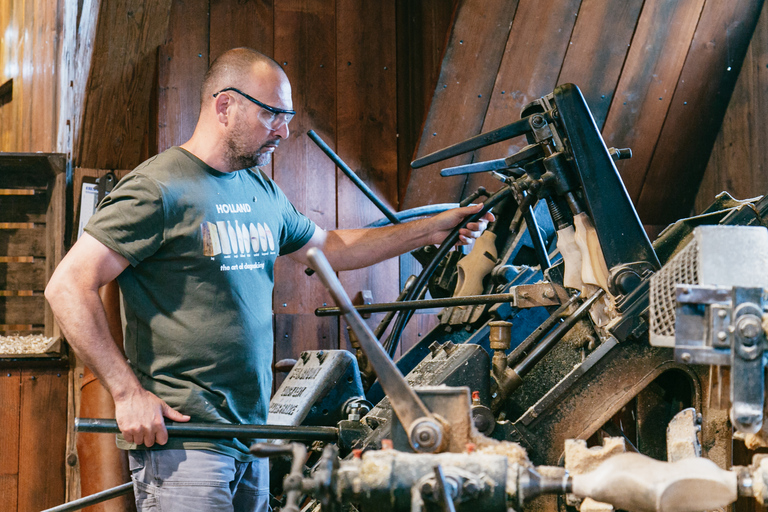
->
[45, 48, 492, 511]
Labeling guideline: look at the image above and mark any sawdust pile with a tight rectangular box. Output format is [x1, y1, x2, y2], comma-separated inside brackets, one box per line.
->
[0, 334, 57, 354]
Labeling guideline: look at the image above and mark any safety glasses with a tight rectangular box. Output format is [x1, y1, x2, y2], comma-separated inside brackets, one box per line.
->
[213, 87, 295, 130]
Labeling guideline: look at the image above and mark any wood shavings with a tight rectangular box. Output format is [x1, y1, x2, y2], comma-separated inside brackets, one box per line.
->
[0, 334, 58, 354]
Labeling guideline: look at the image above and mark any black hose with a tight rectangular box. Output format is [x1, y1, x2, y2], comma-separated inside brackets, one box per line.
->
[384, 185, 513, 357]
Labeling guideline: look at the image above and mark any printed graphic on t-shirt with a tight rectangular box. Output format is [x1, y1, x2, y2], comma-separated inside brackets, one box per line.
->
[199, 214, 277, 267]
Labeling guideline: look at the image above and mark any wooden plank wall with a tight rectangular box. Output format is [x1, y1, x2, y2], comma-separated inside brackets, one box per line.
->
[0, 0, 62, 152]
[696, 1, 768, 212]
[157, 0, 457, 366]
[404, 0, 765, 232]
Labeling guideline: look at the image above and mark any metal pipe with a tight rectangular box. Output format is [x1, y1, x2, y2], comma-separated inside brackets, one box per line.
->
[307, 129, 400, 225]
[514, 290, 604, 376]
[42, 482, 133, 512]
[316, 292, 516, 316]
[76, 418, 338, 442]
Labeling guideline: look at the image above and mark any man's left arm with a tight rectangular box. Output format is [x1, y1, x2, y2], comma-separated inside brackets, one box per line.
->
[288, 203, 494, 271]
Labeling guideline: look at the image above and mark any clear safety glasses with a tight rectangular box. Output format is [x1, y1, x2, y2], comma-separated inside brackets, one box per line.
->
[213, 87, 295, 130]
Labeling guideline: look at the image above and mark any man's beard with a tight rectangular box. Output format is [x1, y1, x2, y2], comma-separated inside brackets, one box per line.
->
[225, 131, 278, 170]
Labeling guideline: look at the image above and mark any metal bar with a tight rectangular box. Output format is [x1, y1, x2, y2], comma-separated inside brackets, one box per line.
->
[440, 158, 510, 177]
[42, 482, 133, 512]
[506, 293, 581, 367]
[514, 290, 605, 376]
[411, 116, 533, 169]
[433, 464, 457, 512]
[76, 418, 338, 441]
[307, 248, 435, 438]
[307, 129, 400, 225]
[523, 200, 551, 271]
[315, 293, 516, 316]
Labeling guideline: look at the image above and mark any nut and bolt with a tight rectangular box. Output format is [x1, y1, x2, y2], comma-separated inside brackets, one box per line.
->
[737, 315, 762, 341]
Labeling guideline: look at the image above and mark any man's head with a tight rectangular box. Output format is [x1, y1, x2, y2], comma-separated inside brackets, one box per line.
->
[200, 48, 293, 170]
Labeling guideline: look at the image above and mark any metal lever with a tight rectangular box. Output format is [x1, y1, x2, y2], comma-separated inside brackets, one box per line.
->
[307, 247, 448, 453]
[411, 116, 535, 169]
[307, 130, 400, 225]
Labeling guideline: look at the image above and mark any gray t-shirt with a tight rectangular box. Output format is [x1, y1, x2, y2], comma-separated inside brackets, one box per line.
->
[85, 147, 316, 460]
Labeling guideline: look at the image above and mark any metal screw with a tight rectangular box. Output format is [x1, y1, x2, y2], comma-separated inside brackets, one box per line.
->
[738, 315, 762, 340]
[718, 309, 727, 318]
[680, 352, 692, 363]
[717, 331, 727, 341]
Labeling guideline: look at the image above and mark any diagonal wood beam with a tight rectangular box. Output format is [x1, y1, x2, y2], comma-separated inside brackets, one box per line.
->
[69, 0, 172, 170]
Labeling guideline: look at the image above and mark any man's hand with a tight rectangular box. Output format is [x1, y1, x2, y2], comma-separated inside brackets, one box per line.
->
[426, 203, 495, 246]
[114, 387, 190, 447]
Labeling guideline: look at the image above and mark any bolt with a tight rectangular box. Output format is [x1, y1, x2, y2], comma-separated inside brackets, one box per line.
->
[738, 315, 762, 341]
[717, 331, 727, 341]
[718, 309, 727, 318]
[543, 288, 555, 299]
[420, 481, 435, 498]
[531, 115, 545, 128]
[680, 352, 692, 363]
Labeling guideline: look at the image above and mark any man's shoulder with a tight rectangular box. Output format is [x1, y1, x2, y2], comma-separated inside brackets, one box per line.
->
[132, 147, 192, 178]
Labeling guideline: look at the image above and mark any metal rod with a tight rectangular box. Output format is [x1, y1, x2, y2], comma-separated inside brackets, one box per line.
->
[433, 464, 457, 512]
[316, 292, 516, 316]
[76, 418, 338, 441]
[307, 129, 400, 225]
[440, 158, 510, 177]
[514, 289, 605, 376]
[506, 293, 581, 367]
[373, 275, 417, 339]
[307, 248, 436, 449]
[523, 200, 552, 271]
[411, 116, 533, 169]
[42, 482, 133, 512]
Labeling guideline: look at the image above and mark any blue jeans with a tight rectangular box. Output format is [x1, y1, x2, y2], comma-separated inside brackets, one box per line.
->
[128, 449, 270, 512]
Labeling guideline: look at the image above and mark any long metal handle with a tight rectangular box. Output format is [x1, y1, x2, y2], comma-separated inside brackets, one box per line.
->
[42, 483, 133, 512]
[316, 292, 517, 316]
[307, 129, 400, 225]
[75, 418, 338, 441]
[307, 248, 442, 451]
[411, 116, 533, 168]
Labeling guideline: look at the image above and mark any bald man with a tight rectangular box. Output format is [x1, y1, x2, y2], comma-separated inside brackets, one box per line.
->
[46, 48, 492, 511]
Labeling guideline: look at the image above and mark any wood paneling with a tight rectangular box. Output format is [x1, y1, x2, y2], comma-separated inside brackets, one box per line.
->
[157, 0, 209, 152]
[75, 0, 172, 169]
[0, 370, 20, 512]
[557, 0, 644, 128]
[402, 0, 521, 209]
[696, 1, 768, 213]
[0, 0, 60, 152]
[639, 0, 765, 224]
[336, 0, 399, 340]
[209, 0, 273, 62]
[396, 0, 458, 203]
[601, 0, 706, 203]
[272, 0, 336, 319]
[17, 368, 67, 511]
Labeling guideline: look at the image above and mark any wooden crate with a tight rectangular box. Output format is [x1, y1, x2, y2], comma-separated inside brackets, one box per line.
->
[0, 152, 68, 354]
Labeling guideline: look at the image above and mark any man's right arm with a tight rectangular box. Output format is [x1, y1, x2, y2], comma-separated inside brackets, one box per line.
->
[45, 233, 189, 446]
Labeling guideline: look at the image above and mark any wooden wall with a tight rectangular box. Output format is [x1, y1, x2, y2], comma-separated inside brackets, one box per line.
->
[696, 2, 768, 212]
[0, 0, 62, 152]
[404, 0, 765, 232]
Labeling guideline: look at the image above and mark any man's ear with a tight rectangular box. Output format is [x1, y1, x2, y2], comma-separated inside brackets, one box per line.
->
[214, 93, 231, 124]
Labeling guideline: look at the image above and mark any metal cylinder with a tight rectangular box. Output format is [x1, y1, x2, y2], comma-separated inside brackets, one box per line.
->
[489, 321, 512, 351]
